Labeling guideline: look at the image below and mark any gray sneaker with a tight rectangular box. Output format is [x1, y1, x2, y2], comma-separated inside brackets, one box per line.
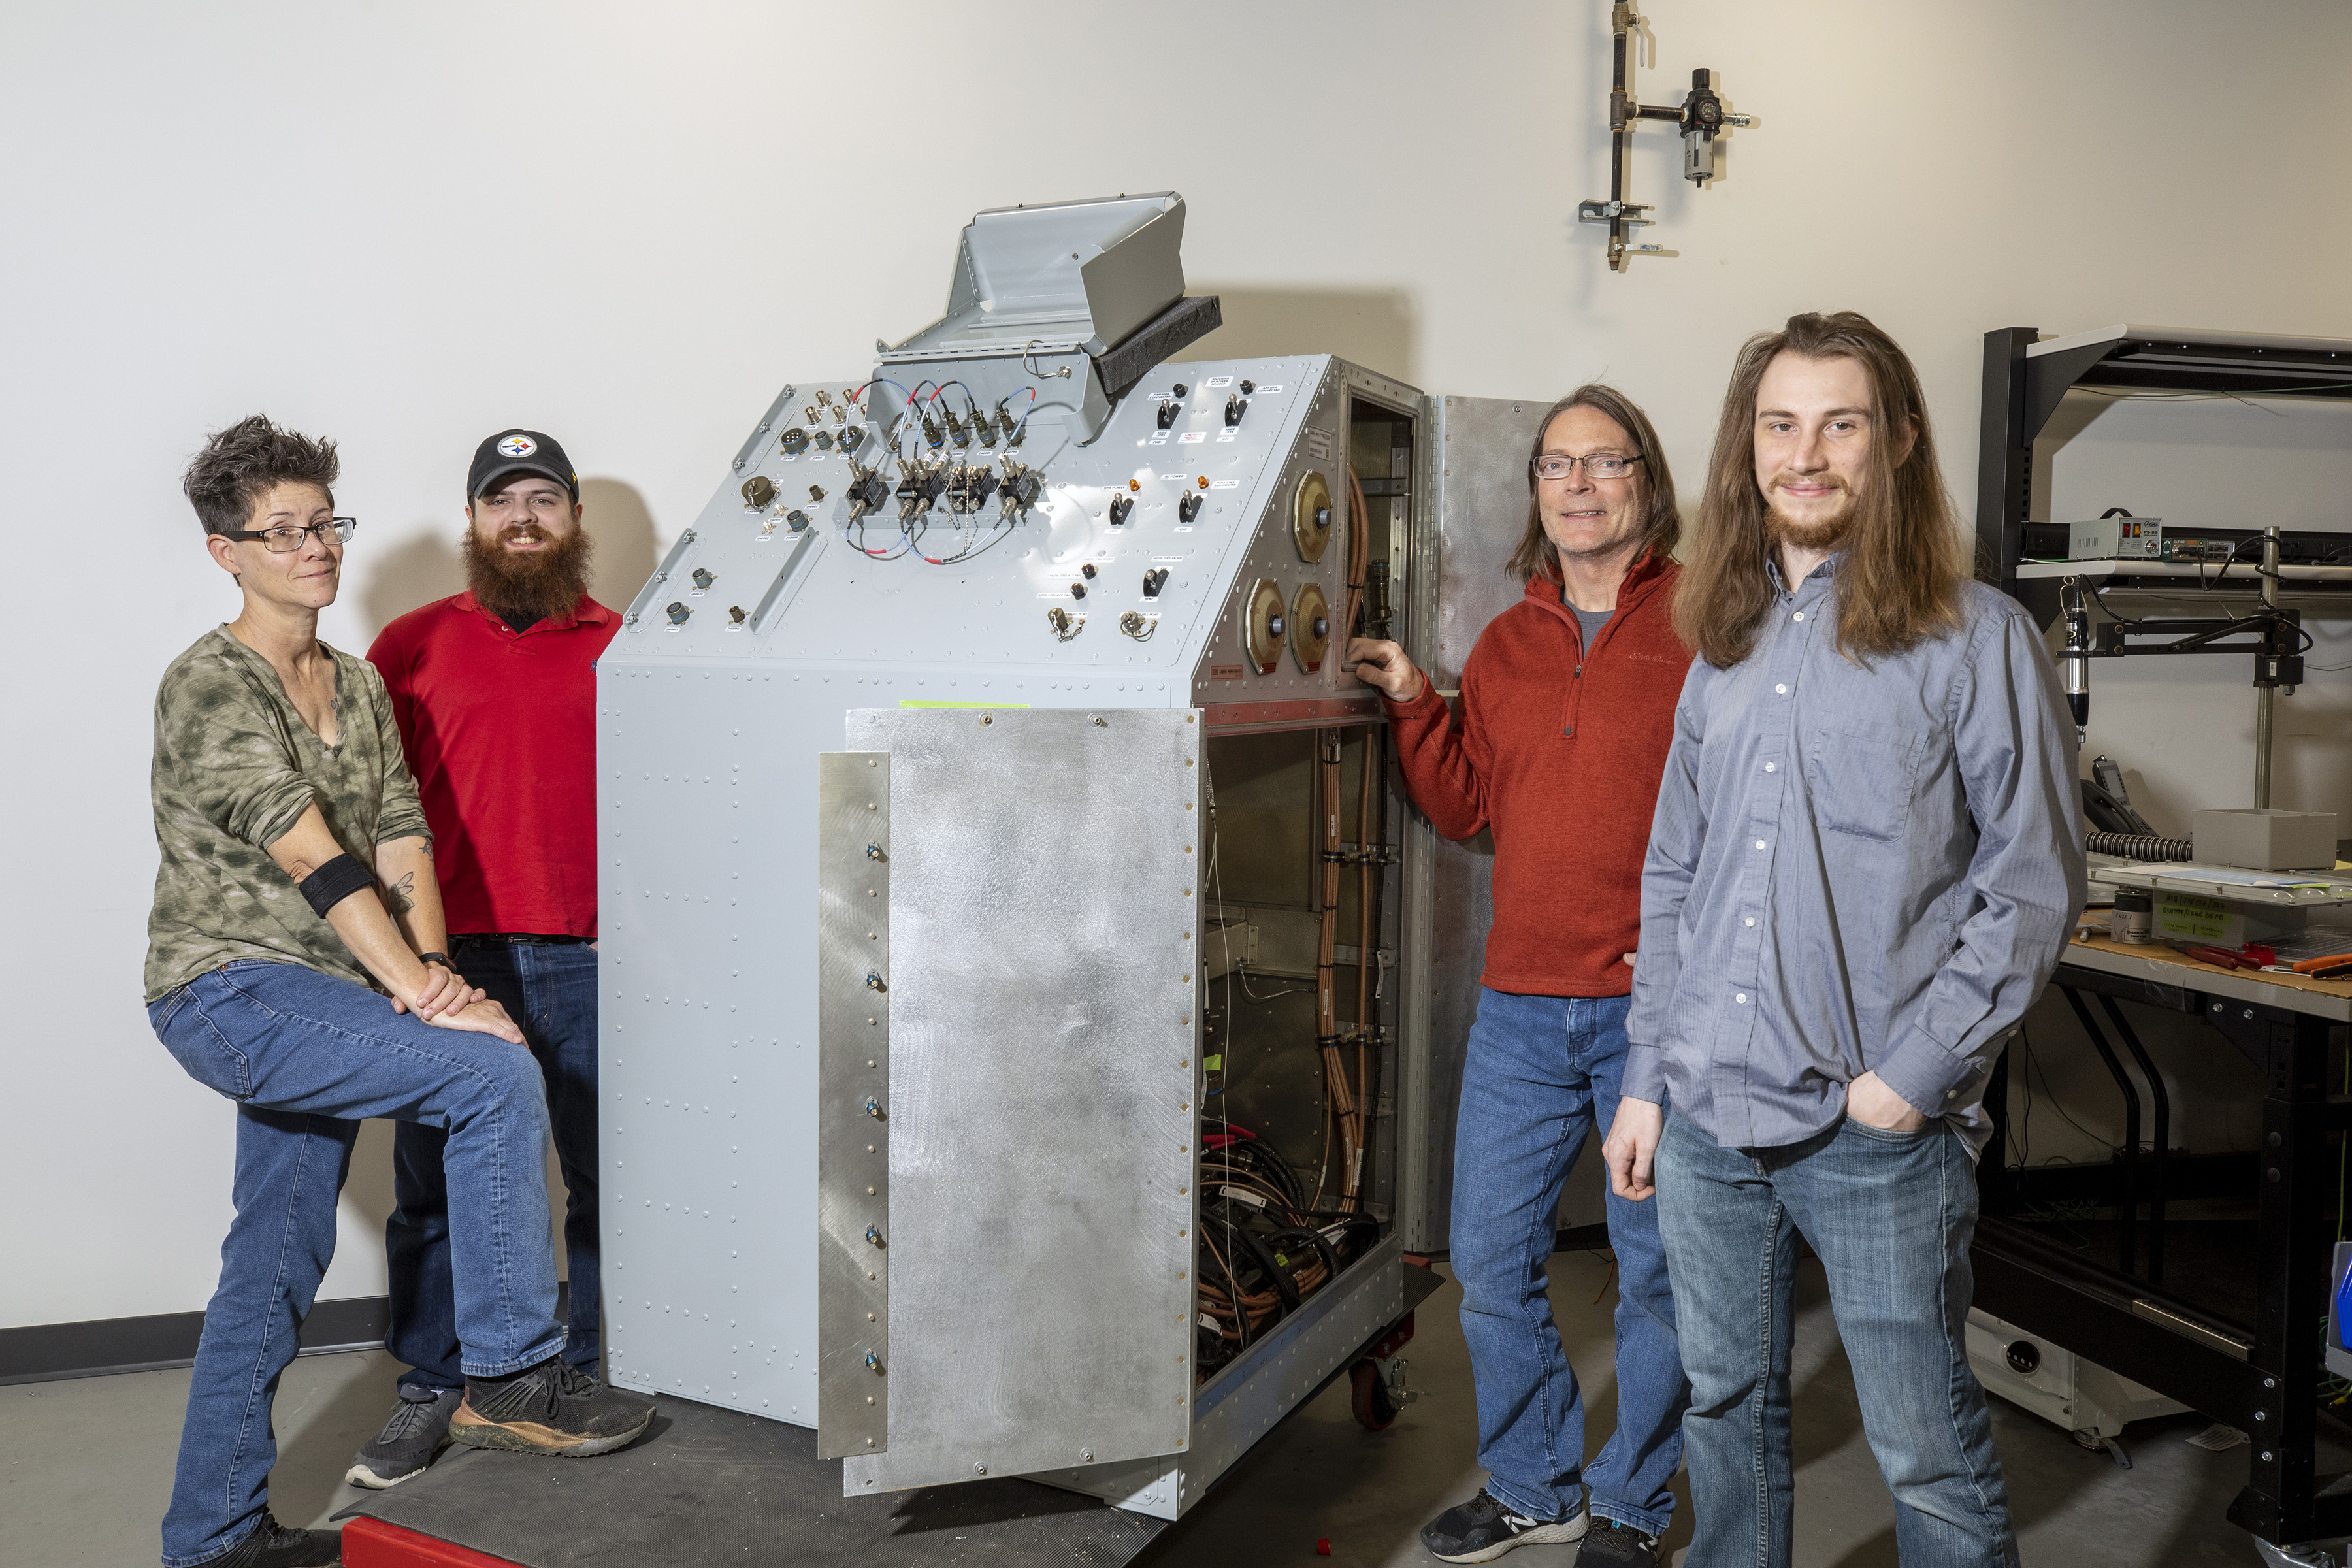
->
[1422, 1490, 1589, 1563]
[344, 1384, 462, 1489]
[449, 1356, 655, 1457]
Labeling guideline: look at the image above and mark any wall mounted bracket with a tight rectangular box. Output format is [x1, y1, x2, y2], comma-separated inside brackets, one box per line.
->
[1578, 2, 1756, 271]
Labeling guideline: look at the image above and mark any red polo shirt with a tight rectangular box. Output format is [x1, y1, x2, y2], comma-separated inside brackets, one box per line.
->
[367, 591, 617, 938]
[1386, 554, 1688, 998]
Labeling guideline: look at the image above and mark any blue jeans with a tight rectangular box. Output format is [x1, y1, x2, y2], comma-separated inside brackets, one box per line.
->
[1451, 988, 1689, 1535]
[1655, 1110, 2017, 1568]
[389, 938, 600, 1390]
[148, 962, 564, 1566]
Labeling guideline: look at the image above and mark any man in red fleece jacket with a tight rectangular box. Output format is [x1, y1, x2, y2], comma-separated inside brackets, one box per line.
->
[1350, 387, 1692, 1568]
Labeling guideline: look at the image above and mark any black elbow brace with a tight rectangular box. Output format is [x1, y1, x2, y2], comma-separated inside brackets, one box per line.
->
[297, 853, 376, 918]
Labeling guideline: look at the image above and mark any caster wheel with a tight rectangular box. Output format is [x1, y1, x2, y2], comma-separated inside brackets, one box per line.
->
[1349, 1360, 1398, 1431]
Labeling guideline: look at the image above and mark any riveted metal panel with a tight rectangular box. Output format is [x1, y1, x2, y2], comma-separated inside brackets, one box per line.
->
[1020, 1240, 1405, 1520]
[1412, 395, 1556, 1252]
[840, 706, 1201, 1494]
[816, 751, 891, 1458]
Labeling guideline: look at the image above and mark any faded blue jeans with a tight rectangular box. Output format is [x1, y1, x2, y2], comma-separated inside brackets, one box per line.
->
[389, 938, 602, 1390]
[148, 962, 564, 1566]
[1452, 988, 1689, 1535]
[1655, 1109, 2017, 1568]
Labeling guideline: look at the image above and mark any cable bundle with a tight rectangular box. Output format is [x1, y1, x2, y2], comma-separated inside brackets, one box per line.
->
[2086, 831, 2193, 861]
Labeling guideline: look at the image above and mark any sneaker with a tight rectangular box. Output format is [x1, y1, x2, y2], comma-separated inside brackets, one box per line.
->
[448, 1355, 655, 1457]
[1576, 1519, 1663, 1565]
[1422, 1490, 1589, 1563]
[193, 1509, 340, 1567]
[344, 1383, 463, 1488]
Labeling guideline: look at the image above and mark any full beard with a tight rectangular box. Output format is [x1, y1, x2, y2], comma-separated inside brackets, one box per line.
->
[1764, 481, 1856, 553]
[463, 524, 594, 625]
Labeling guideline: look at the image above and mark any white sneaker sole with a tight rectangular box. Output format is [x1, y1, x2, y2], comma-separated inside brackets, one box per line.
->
[1429, 1508, 1590, 1563]
[342, 1458, 425, 1490]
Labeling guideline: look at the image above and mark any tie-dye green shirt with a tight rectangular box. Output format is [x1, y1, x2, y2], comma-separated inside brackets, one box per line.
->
[144, 627, 432, 1001]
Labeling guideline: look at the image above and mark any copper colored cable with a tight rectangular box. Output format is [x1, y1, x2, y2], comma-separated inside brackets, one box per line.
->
[1355, 723, 1374, 1162]
[1316, 732, 1361, 1212]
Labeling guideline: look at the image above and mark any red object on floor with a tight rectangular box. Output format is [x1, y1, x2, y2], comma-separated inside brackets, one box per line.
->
[1315, 1538, 1331, 1556]
[341, 1515, 526, 1568]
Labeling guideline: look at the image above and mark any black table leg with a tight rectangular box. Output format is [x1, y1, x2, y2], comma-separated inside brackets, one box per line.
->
[2061, 985, 2143, 1279]
[2098, 994, 2170, 1288]
[2218, 1001, 2344, 1543]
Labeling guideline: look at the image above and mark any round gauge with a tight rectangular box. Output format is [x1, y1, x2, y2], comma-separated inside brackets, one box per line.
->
[1245, 578, 1285, 674]
[1293, 470, 1332, 563]
[1290, 582, 1331, 674]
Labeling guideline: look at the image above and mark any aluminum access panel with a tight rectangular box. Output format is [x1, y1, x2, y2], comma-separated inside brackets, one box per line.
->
[598, 353, 1424, 1429]
[1401, 394, 1611, 1252]
[825, 709, 1198, 1492]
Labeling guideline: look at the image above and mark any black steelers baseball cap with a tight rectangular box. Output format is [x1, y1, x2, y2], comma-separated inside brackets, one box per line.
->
[468, 429, 578, 502]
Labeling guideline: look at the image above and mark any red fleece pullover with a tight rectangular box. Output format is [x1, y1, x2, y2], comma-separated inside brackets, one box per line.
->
[1386, 553, 1689, 997]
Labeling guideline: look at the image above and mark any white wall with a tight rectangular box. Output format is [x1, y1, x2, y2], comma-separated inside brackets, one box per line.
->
[5, 0, 2347, 1328]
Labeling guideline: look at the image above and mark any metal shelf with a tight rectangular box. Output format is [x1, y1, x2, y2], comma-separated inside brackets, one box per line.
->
[1976, 324, 2352, 619]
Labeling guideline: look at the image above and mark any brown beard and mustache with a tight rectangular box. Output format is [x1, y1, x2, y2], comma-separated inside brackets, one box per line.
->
[1764, 472, 1856, 553]
[463, 523, 594, 626]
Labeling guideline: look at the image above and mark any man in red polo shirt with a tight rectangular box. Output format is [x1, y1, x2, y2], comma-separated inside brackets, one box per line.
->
[1350, 387, 1691, 1567]
[348, 429, 619, 1489]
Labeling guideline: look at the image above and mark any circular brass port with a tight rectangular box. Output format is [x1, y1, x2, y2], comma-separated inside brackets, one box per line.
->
[1245, 578, 1286, 673]
[1290, 582, 1331, 673]
[1292, 470, 1332, 563]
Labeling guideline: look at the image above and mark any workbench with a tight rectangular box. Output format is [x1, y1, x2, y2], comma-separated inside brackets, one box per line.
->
[1974, 932, 2352, 1547]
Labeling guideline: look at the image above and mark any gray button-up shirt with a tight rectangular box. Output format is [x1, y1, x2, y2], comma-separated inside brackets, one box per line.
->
[1622, 555, 2084, 1156]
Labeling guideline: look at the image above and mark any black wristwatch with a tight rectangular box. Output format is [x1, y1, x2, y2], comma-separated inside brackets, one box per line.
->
[417, 951, 451, 968]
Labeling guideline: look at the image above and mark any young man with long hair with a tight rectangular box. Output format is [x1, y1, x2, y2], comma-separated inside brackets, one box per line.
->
[351, 431, 620, 1488]
[1601, 315, 2083, 1568]
[1353, 387, 1691, 1566]
[147, 418, 651, 1567]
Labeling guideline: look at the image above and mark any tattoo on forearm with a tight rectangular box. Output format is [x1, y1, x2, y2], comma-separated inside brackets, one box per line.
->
[384, 870, 417, 915]
[419, 843, 433, 861]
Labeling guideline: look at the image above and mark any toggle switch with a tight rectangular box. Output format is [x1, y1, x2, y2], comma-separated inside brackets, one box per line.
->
[1143, 568, 1169, 597]
[1179, 491, 1202, 523]
[1108, 494, 1134, 526]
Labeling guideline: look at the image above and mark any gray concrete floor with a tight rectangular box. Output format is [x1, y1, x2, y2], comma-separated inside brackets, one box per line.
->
[0, 1253, 2277, 1567]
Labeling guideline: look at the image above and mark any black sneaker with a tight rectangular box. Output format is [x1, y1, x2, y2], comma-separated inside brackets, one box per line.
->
[344, 1383, 463, 1488]
[193, 1509, 340, 1567]
[448, 1356, 655, 1457]
[1422, 1490, 1588, 1563]
[1576, 1519, 1663, 1566]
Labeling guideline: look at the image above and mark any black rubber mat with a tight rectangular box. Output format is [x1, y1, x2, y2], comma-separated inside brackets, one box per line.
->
[338, 1262, 1443, 1565]
[338, 1398, 1166, 1567]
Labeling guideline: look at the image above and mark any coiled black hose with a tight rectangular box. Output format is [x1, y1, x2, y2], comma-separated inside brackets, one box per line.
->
[2087, 830, 2193, 861]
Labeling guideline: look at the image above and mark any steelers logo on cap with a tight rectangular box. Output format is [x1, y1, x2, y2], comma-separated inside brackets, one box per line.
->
[497, 434, 538, 458]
